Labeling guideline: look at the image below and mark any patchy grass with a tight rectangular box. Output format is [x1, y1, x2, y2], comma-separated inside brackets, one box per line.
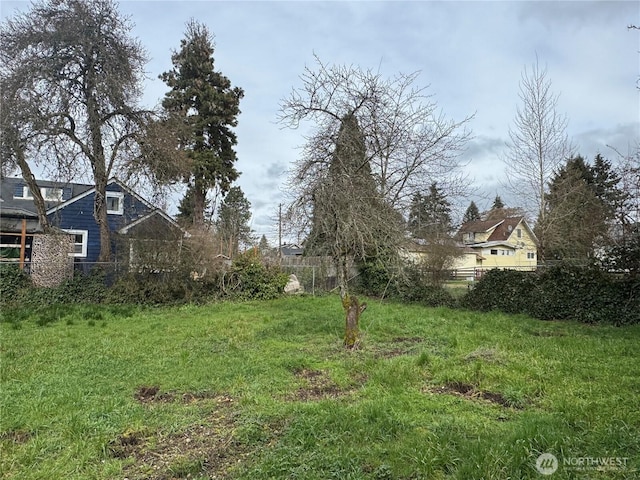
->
[1, 296, 639, 479]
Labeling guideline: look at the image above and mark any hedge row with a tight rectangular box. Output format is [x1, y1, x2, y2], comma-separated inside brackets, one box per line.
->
[0, 250, 289, 310]
[462, 264, 640, 325]
[355, 259, 457, 308]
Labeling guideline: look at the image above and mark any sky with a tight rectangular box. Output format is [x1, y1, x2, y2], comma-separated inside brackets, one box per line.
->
[2, 0, 639, 244]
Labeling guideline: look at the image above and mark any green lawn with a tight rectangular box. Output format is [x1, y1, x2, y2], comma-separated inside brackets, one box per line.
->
[1, 296, 638, 479]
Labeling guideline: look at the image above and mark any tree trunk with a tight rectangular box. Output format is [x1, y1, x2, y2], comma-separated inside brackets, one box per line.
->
[85, 63, 111, 264]
[94, 175, 111, 263]
[336, 253, 366, 348]
[193, 179, 206, 228]
[343, 293, 366, 348]
[15, 147, 51, 233]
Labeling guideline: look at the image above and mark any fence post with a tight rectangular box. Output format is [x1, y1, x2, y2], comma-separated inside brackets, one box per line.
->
[19, 219, 27, 270]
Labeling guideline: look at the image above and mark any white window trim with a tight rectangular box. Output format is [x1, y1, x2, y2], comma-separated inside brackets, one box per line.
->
[14, 186, 33, 199]
[14, 186, 63, 201]
[42, 187, 63, 201]
[106, 191, 124, 215]
[63, 229, 88, 257]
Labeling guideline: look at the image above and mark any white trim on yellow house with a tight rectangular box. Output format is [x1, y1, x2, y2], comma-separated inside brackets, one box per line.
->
[453, 216, 538, 278]
[400, 216, 538, 280]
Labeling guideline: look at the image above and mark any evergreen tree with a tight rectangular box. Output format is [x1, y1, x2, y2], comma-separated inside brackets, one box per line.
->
[541, 155, 615, 261]
[462, 201, 481, 224]
[591, 154, 624, 218]
[258, 234, 270, 255]
[161, 20, 243, 228]
[407, 182, 460, 286]
[307, 113, 392, 260]
[485, 195, 515, 220]
[492, 195, 505, 210]
[176, 184, 213, 226]
[215, 186, 253, 257]
[408, 183, 452, 239]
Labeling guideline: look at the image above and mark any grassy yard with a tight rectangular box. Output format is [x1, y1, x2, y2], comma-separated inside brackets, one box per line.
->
[1, 296, 638, 479]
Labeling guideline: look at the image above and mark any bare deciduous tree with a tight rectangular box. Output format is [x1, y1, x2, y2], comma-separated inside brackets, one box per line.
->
[280, 56, 473, 212]
[1, 0, 150, 262]
[503, 58, 574, 262]
[280, 56, 472, 347]
[0, 78, 52, 232]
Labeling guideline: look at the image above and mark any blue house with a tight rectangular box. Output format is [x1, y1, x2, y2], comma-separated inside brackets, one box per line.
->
[1, 177, 185, 271]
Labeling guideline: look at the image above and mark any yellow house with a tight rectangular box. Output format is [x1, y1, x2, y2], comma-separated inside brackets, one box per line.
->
[453, 216, 538, 279]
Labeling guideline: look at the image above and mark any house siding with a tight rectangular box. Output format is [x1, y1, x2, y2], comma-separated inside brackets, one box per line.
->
[47, 182, 160, 264]
[453, 217, 538, 276]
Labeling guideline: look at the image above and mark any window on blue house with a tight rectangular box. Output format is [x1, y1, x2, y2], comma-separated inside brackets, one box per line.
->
[14, 186, 33, 199]
[106, 192, 124, 215]
[63, 229, 88, 257]
[42, 187, 63, 201]
[14, 186, 63, 201]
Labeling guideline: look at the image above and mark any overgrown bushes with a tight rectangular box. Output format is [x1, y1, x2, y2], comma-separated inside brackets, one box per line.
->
[463, 264, 639, 325]
[5, 255, 637, 327]
[0, 250, 290, 311]
[0, 264, 31, 300]
[356, 258, 457, 308]
[0, 264, 109, 306]
[224, 250, 289, 300]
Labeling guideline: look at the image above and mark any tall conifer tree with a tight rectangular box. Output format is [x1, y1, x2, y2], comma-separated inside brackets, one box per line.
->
[215, 186, 253, 257]
[161, 20, 243, 228]
[462, 201, 481, 224]
[408, 183, 452, 239]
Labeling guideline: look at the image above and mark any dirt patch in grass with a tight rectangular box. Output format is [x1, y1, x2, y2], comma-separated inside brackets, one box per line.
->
[134, 385, 223, 404]
[464, 347, 502, 363]
[135, 385, 162, 402]
[427, 381, 521, 409]
[0, 429, 32, 444]
[529, 329, 567, 337]
[289, 368, 361, 402]
[376, 336, 423, 358]
[113, 394, 246, 479]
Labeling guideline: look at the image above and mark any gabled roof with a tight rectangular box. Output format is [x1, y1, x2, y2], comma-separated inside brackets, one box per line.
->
[486, 216, 524, 242]
[467, 240, 517, 249]
[0, 177, 93, 215]
[118, 210, 187, 236]
[458, 215, 539, 247]
[458, 218, 504, 234]
[45, 177, 124, 215]
[1, 176, 184, 236]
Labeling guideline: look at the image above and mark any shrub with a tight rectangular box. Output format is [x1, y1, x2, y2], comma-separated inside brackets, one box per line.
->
[356, 257, 395, 297]
[462, 264, 640, 325]
[0, 264, 31, 305]
[25, 269, 109, 307]
[462, 269, 536, 314]
[226, 250, 288, 300]
[107, 271, 196, 305]
[356, 259, 456, 308]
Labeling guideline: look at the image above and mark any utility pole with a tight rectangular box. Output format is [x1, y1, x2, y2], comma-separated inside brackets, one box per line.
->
[278, 203, 282, 263]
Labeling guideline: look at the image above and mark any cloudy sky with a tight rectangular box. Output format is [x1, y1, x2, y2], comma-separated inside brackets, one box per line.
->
[2, 1, 639, 243]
